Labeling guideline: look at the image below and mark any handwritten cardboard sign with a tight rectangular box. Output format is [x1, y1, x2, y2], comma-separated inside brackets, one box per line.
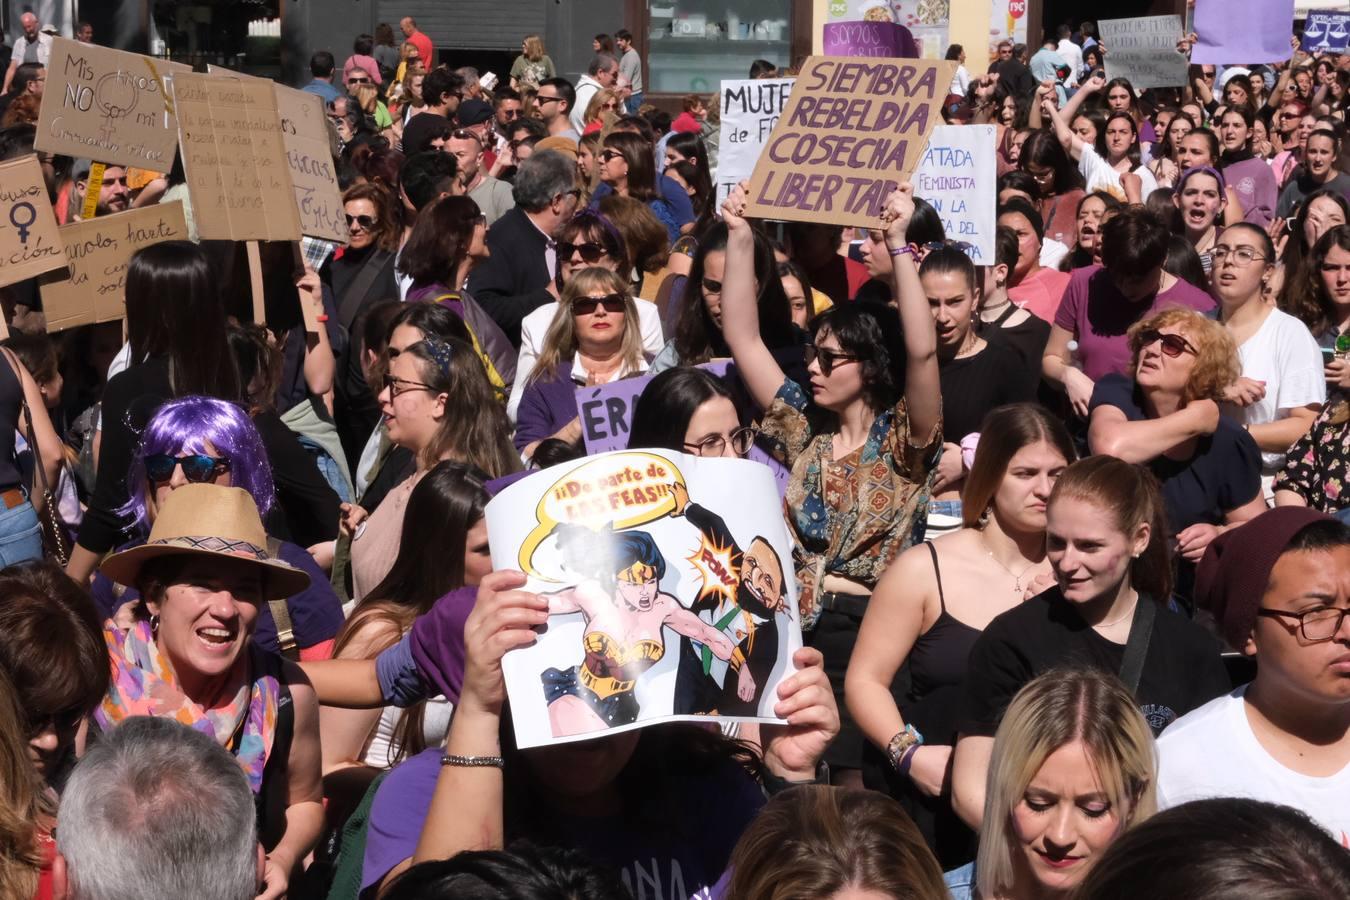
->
[39, 202, 188, 332]
[913, 125, 996, 264]
[173, 72, 302, 242]
[714, 78, 795, 209]
[35, 38, 188, 171]
[1304, 12, 1350, 53]
[1098, 16, 1188, 90]
[743, 56, 952, 228]
[0, 156, 68, 288]
[822, 21, 919, 59]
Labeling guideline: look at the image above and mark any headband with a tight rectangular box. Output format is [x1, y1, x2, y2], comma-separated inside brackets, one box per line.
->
[1177, 165, 1226, 193]
[420, 338, 454, 379]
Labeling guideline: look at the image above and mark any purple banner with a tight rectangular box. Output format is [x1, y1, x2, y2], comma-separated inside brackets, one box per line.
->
[822, 21, 918, 59]
[1191, 0, 1293, 65]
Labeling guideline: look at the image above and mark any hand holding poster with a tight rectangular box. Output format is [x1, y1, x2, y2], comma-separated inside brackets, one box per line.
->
[913, 125, 995, 264]
[714, 78, 794, 208]
[0, 156, 68, 289]
[1098, 16, 1188, 90]
[486, 450, 802, 748]
[743, 56, 952, 228]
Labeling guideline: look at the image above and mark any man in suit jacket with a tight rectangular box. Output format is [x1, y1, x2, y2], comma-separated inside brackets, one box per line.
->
[467, 150, 581, 346]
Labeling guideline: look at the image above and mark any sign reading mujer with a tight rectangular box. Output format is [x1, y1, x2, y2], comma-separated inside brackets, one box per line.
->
[743, 56, 952, 228]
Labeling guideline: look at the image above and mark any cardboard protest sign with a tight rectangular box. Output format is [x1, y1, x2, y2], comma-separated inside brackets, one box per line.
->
[1192, 0, 1294, 65]
[822, 21, 919, 59]
[0, 156, 68, 288]
[743, 56, 952, 228]
[1303, 12, 1350, 53]
[36, 38, 188, 172]
[715, 78, 794, 208]
[1098, 16, 1188, 90]
[40, 202, 189, 332]
[173, 72, 302, 242]
[488, 449, 802, 748]
[913, 125, 995, 264]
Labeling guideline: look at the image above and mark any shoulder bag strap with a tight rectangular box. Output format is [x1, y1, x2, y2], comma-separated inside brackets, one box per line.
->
[1118, 597, 1157, 697]
[337, 250, 391, 330]
[265, 536, 299, 661]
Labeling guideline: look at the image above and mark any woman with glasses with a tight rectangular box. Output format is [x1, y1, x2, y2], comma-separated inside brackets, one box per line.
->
[1016, 130, 1085, 249]
[90, 396, 343, 661]
[629, 367, 756, 459]
[514, 268, 649, 462]
[1088, 308, 1266, 599]
[581, 88, 623, 136]
[848, 405, 1073, 868]
[394, 40, 420, 85]
[349, 338, 516, 602]
[594, 131, 695, 243]
[1211, 224, 1325, 493]
[720, 182, 942, 783]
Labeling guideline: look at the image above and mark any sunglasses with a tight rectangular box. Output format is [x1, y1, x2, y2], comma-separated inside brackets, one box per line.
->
[536, 95, 564, 105]
[348, 77, 371, 85]
[804, 344, 861, 376]
[500, 109, 523, 119]
[558, 241, 608, 263]
[451, 128, 481, 141]
[1136, 328, 1197, 358]
[572, 293, 626, 315]
[346, 213, 377, 229]
[145, 453, 230, 485]
[600, 149, 625, 162]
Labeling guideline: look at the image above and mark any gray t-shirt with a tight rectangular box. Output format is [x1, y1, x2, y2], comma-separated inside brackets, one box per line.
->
[468, 175, 516, 227]
[620, 47, 643, 93]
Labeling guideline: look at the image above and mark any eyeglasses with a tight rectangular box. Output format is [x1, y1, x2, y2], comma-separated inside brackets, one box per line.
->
[383, 373, 438, 398]
[1256, 606, 1350, 642]
[500, 108, 523, 119]
[558, 241, 609, 263]
[145, 453, 230, 485]
[346, 213, 377, 230]
[1136, 328, 1197, 358]
[536, 95, 564, 105]
[684, 426, 759, 458]
[804, 344, 862, 376]
[701, 277, 722, 296]
[1211, 245, 1267, 267]
[599, 149, 625, 162]
[571, 293, 626, 315]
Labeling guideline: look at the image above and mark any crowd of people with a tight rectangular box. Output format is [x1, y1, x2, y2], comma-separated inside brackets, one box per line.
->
[0, 8, 1348, 900]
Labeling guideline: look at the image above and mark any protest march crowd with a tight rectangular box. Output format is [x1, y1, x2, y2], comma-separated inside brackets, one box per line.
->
[1, 3, 1350, 899]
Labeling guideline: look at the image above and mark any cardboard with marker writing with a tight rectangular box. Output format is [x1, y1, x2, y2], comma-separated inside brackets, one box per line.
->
[743, 56, 953, 229]
[0, 156, 68, 289]
[39, 202, 189, 332]
[173, 71, 302, 242]
[487, 449, 803, 749]
[36, 38, 189, 172]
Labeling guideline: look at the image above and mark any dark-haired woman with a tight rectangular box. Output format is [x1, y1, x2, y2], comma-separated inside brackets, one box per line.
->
[949, 456, 1231, 829]
[322, 463, 489, 814]
[1276, 129, 1350, 220]
[1273, 187, 1348, 306]
[67, 241, 242, 583]
[721, 181, 941, 779]
[847, 405, 1073, 867]
[594, 131, 693, 242]
[1046, 99, 1156, 203]
[629, 367, 755, 460]
[1218, 106, 1278, 226]
[1016, 130, 1084, 248]
[662, 131, 714, 226]
[1285, 227, 1350, 397]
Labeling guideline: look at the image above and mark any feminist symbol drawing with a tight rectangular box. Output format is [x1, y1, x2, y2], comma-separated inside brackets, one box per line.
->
[8, 202, 36, 244]
[95, 70, 140, 144]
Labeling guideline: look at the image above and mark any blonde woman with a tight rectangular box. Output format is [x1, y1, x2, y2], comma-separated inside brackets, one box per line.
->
[511, 33, 555, 91]
[352, 81, 395, 140]
[582, 87, 622, 135]
[515, 267, 649, 460]
[392, 63, 426, 125]
[945, 668, 1157, 899]
[394, 40, 421, 84]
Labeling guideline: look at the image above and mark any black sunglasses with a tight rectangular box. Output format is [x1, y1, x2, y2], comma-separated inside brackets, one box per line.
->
[346, 213, 377, 229]
[145, 453, 230, 485]
[536, 95, 564, 105]
[500, 108, 523, 119]
[1136, 328, 1197, 358]
[558, 241, 608, 263]
[571, 293, 626, 315]
[600, 149, 625, 162]
[804, 344, 861, 376]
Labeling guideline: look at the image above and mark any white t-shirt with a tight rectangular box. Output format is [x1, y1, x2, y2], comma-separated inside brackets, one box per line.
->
[949, 65, 970, 97]
[1157, 687, 1350, 844]
[508, 297, 665, 421]
[1225, 306, 1326, 473]
[1078, 144, 1158, 201]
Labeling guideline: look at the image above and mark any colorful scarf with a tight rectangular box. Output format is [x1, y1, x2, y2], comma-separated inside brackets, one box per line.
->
[96, 620, 279, 793]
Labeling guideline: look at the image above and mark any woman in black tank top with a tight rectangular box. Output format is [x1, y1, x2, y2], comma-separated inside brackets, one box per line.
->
[845, 404, 1075, 867]
[0, 346, 64, 567]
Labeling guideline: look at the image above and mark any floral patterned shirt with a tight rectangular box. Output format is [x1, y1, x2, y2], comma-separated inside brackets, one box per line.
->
[759, 379, 941, 628]
[1274, 403, 1349, 514]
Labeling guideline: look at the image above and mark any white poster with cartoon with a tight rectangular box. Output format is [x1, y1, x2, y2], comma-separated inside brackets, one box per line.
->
[487, 450, 802, 748]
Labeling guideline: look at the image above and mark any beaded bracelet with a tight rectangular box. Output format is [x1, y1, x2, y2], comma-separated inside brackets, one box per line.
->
[441, 753, 505, 768]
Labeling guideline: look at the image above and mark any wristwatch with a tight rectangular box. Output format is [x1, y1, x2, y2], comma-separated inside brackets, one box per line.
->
[886, 724, 924, 771]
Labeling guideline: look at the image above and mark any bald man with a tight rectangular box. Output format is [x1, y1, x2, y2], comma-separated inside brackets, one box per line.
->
[399, 17, 433, 68]
[3, 13, 53, 94]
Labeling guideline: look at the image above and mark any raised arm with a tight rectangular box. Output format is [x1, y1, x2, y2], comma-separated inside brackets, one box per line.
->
[882, 185, 941, 441]
[1088, 399, 1220, 463]
[663, 604, 735, 660]
[1043, 97, 1085, 160]
[1060, 72, 1104, 125]
[720, 183, 788, 410]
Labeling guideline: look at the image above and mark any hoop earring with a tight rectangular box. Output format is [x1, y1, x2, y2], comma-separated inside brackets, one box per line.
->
[150, 614, 160, 638]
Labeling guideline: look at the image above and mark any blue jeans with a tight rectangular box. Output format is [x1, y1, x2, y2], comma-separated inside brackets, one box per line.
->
[0, 498, 43, 568]
[1336, 507, 1350, 525]
[626, 91, 644, 114]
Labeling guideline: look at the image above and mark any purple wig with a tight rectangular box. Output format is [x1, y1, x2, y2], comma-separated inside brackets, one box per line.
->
[118, 395, 276, 533]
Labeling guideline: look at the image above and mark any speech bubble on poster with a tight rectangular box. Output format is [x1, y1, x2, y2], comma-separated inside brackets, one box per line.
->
[1098, 16, 1188, 90]
[35, 38, 189, 171]
[0, 156, 68, 288]
[173, 72, 302, 242]
[486, 449, 803, 748]
[913, 125, 996, 264]
[39, 202, 189, 332]
[743, 56, 952, 229]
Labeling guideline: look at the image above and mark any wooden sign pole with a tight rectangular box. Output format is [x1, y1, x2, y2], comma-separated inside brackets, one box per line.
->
[246, 240, 265, 325]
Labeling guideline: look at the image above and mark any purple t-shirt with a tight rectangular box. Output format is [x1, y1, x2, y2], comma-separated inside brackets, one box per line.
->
[1054, 265, 1215, 382]
[408, 586, 477, 704]
[1223, 157, 1278, 227]
[360, 746, 766, 896]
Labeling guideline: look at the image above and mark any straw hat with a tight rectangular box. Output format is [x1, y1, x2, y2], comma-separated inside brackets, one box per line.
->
[100, 484, 310, 600]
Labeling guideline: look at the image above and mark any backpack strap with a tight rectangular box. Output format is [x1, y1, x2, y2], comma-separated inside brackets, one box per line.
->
[266, 536, 299, 661]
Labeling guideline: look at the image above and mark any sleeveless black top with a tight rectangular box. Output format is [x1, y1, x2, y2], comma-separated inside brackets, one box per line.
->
[901, 542, 982, 744]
